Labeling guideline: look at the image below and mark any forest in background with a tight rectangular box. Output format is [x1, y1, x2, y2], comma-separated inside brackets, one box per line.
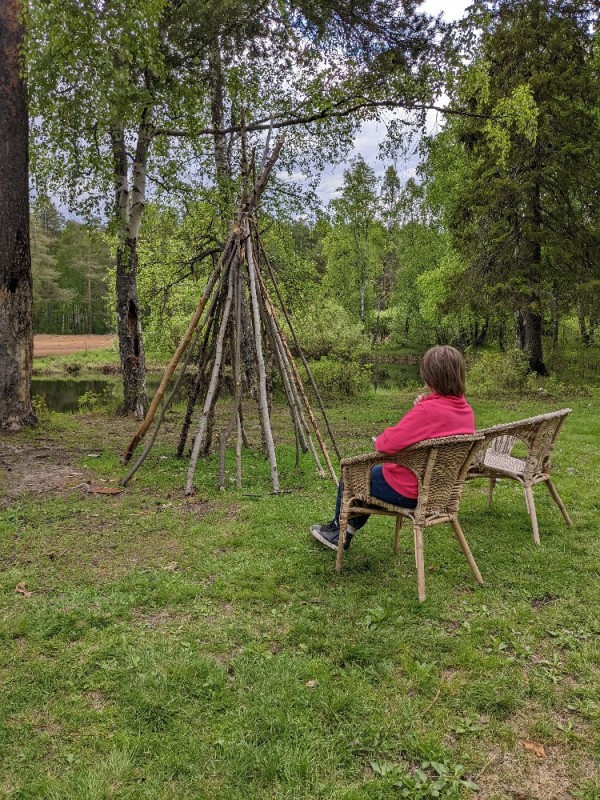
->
[23, 0, 600, 412]
[30, 196, 112, 335]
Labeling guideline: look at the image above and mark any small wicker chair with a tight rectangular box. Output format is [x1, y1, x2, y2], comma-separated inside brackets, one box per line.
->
[336, 433, 485, 603]
[466, 409, 573, 544]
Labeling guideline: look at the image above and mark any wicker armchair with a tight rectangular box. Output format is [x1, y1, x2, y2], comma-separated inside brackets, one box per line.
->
[336, 433, 484, 603]
[466, 409, 573, 544]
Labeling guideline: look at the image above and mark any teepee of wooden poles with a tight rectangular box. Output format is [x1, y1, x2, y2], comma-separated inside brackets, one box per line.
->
[121, 133, 340, 494]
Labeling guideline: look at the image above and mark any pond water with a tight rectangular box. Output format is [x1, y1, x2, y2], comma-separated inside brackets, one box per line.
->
[31, 375, 176, 414]
[33, 362, 421, 413]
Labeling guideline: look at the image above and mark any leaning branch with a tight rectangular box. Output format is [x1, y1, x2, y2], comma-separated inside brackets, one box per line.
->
[122, 248, 229, 462]
[153, 100, 496, 139]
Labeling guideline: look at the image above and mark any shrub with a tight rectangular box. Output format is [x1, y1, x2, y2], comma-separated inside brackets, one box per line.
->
[307, 356, 371, 399]
[467, 349, 529, 398]
[467, 348, 591, 399]
[523, 372, 590, 400]
[77, 387, 115, 412]
[31, 394, 50, 421]
[295, 300, 369, 361]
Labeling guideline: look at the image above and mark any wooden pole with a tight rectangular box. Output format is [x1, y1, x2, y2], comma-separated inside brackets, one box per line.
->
[219, 263, 243, 490]
[245, 216, 279, 492]
[176, 312, 218, 458]
[235, 266, 244, 489]
[120, 318, 205, 486]
[258, 268, 326, 477]
[176, 253, 235, 457]
[123, 253, 228, 462]
[255, 226, 341, 461]
[255, 269, 308, 452]
[185, 263, 234, 495]
[256, 266, 338, 484]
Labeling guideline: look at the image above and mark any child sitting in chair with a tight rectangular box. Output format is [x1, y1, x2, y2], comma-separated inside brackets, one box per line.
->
[310, 345, 475, 551]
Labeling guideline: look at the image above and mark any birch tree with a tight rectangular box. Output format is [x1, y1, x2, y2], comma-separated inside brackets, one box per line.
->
[324, 157, 383, 326]
[27, 0, 443, 415]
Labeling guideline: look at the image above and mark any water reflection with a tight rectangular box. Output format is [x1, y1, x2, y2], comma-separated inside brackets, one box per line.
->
[371, 363, 420, 392]
[33, 363, 421, 412]
[32, 378, 117, 413]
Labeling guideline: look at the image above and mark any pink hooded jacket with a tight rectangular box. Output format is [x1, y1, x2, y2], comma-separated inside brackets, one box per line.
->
[374, 393, 475, 498]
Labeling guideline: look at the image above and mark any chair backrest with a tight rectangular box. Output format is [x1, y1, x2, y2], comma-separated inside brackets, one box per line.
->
[475, 408, 571, 481]
[391, 434, 484, 518]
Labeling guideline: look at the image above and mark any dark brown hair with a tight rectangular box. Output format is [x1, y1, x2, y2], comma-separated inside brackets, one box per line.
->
[419, 345, 466, 397]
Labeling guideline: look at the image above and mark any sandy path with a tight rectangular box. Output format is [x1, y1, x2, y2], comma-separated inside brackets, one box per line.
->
[33, 334, 115, 358]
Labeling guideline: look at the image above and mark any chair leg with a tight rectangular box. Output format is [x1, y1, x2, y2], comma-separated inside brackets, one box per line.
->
[451, 519, 484, 586]
[524, 485, 541, 545]
[394, 516, 403, 555]
[545, 479, 573, 527]
[336, 507, 349, 573]
[488, 478, 497, 509]
[413, 526, 418, 569]
[414, 525, 426, 603]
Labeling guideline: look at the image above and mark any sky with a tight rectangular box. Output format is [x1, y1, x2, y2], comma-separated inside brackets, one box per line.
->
[314, 0, 472, 205]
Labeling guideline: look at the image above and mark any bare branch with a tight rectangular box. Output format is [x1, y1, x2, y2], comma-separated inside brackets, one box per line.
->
[153, 100, 496, 140]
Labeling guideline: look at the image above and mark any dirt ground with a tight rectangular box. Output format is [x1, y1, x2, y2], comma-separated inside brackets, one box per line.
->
[0, 414, 140, 509]
[0, 440, 89, 507]
[33, 334, 115, 358]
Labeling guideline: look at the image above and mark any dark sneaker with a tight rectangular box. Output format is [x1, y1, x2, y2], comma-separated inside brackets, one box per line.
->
[310, 522, 354, 551]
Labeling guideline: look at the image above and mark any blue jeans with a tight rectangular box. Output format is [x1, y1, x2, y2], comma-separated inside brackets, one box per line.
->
[333, 464, 417, 531]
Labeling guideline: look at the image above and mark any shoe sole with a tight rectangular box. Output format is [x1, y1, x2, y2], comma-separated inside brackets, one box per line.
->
[310, 526, 339, 551]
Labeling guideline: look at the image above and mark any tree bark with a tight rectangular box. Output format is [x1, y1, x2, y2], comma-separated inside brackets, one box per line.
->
[524, 176, 547, 375]
[115, 239, 147, 418]
[577, 301, 591, 347]
[208, 39, 231, 187]
[523, 297, 548, 376]
[515, 310, 526, 351]
[110, 117, 152, 419]
[0, 0, 36, 430]
[551, 293, 559, 353]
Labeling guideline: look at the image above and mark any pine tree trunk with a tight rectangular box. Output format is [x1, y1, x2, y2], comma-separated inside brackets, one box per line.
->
[551, 294, 559, 353]
[577, 302, 591, 347]
[0, 0, 36, 430]
[87, 243, 93, 335]
[525, 176, 548, 375]
[515, 310, 526, 350]
[498, 319, 506, 352]
[208, 40, 231, 188]
[523, 299, 548, 376]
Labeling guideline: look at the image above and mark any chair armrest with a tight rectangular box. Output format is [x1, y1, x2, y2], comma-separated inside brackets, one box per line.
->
[477, 408, 572, 442]
[341, 435, 481, 498]
[339, 452, 391, 499]
[470, 409, 572, 477]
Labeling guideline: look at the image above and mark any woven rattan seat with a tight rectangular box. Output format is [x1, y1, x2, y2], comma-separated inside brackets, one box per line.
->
[466, 409, 573, 544]
[482, 451, 526, 476]
[336, 433, 485, 603]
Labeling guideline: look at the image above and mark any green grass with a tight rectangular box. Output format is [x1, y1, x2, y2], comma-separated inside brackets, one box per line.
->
[33, 347, 166, 377]
[33, 348, 121, 375]
[1, 390, 599, 798]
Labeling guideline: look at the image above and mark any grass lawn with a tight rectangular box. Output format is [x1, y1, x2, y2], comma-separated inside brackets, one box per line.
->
[1, 389, 599, 799]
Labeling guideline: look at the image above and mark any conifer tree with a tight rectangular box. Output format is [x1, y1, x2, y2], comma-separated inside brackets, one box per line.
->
[430, 0, 600, 372]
